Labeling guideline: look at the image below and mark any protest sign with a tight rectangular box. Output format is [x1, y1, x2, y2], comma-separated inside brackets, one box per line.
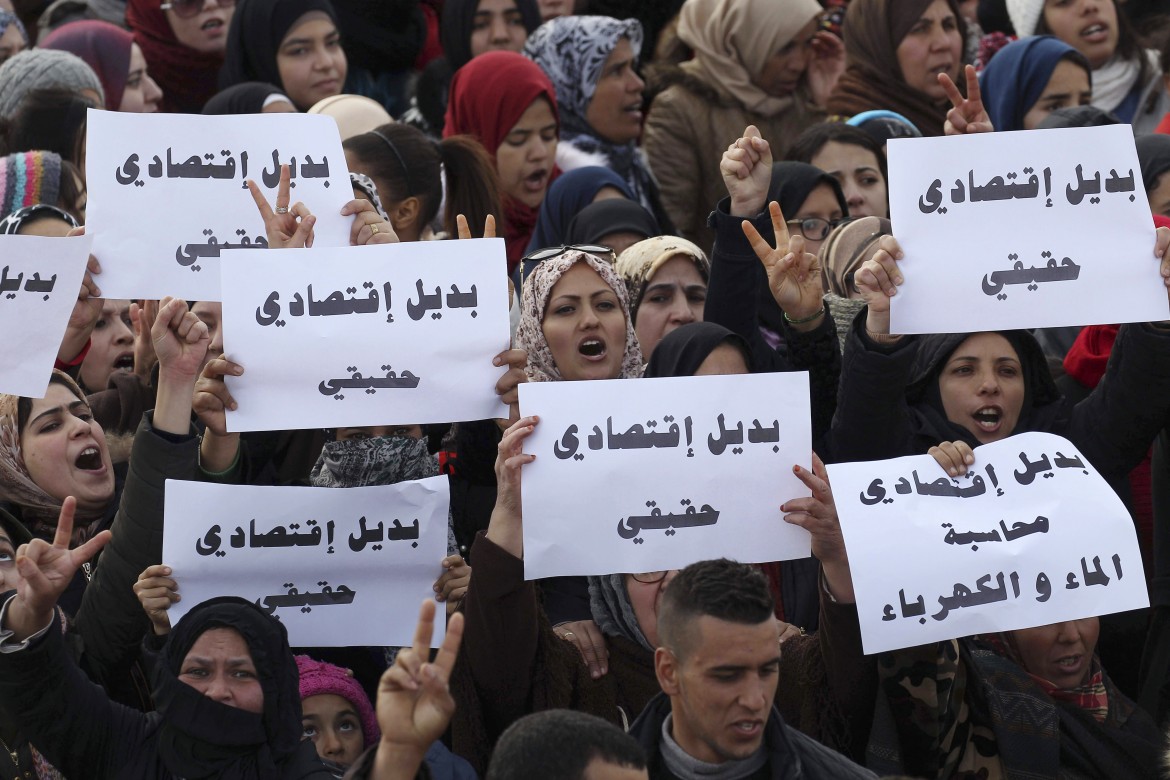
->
[517, 373, 812, 580]
[162, 476, 450, 647]
[887, 125, 1167, 333]
[220, 238, 510, 431]
[0, 234, 93, 397]
[827, 432, 1148, 655]
[85, 110, 352, 301]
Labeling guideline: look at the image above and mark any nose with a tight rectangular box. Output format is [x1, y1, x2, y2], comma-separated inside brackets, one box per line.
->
[977, 370, 1000, 395]
[738, 677, 769, 712]
[579, 303, 601, 328]
[670, 295, 696, 324]
[203, 675, 232, 704]
[319, 728, 342, 757]
[145, 75, 163, 106]
[113, 318, 134, 345]
[844, 183, 865, 211]
[628, 68, 645, 94]
[209, 323, 224, 355]
[490, 14, 509, 43]
[312, 44, 333, 71]
[1054, 621, 1083, 643]
[528, 136, 552, 163]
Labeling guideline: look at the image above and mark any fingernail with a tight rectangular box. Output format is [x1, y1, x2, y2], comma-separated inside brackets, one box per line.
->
[591, 670, 601, 679]
[93, 287, 102, 296]
[163, 567, 171, 574]
[230, 402, 238, 411]
[493, 357, 502, 366]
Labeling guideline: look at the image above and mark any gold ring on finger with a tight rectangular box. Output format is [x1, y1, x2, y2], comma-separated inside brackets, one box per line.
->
[275, 206, 289, 214]
[369, 224, 379, 235]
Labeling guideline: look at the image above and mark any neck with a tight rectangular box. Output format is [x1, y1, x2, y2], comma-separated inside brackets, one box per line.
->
[659, 713, 768, 780]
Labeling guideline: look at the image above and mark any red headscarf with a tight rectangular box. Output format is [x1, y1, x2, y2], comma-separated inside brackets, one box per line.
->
[40, 21, 133, 111]
[444, 50, 560, 271]
[126, 0, 224, 113]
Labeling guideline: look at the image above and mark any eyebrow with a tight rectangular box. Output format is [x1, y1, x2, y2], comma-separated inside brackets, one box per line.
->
[282, 31, 337, 48]
[28, 400, 90, 428]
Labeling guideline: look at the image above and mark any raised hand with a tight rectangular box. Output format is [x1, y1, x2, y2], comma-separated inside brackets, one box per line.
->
[720, 125, 773, 218]
[58, 230, 103, 364]
[782, 454, 853, 603]
[372, 600, 464, 780]
[1156, 225, 1170, 307]
[942, 65, 993, 136]
[192, 356, 243, 437]
[134, 563, 179, 636]
[129, 299, 160, 382]
[929, 440, 976, 477]
[493, 348, 528, 430]
[455, 213, 497, 240]
[342, 198, 398, 246]
[486, 416, 538, 558]
[9, 497, 112, 641]
[152, 296, 210, 383]
[247, 164, 316, 249]
[742, 201, 824, 328]
[433, 554, 471, 616]
[853, 235, 904, 339]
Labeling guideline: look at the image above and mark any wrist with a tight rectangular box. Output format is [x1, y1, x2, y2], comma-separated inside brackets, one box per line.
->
[373, 740, 427, 780]
[6, 599, 52, 643]
[729, 196, 765, 219]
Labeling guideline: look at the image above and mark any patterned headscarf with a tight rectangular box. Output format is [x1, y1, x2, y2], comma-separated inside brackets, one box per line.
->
[0, 371, 99, 527]
[0, 151, 65, 223]
[516, 250, 643, 382]
[0, 10, 27, 51]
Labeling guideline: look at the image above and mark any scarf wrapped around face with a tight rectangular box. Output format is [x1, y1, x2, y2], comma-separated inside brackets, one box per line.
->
[588, 575, 653, 652]
[127, 0, 224, 113]
[310, 434, 436, 488]
[154, 597, 306, 779]
[515, 250, 643, 382]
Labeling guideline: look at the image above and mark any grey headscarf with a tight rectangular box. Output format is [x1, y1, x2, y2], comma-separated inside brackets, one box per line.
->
[588, 575, 653, 651]
[0, 49, 104, 117]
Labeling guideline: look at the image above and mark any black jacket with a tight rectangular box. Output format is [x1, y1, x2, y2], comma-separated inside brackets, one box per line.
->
[628, 693, 876, 779]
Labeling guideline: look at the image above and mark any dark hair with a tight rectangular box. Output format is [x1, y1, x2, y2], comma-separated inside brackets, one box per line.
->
[17, 372, 86, 432]
[658, 559, 774, 659]
[486, 710, 646, 780]
[1036, 0, 1152, 103]
[344, 122, 501, 238]
[787, 122, 888, 186]
[0, 87, 92, 167]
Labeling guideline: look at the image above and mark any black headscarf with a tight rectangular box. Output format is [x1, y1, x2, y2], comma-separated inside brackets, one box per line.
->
[1036, 105, 1121, 130]
[755, 162, 848, 335]
[905, 330, 1065, 447]
[203, 82, 291, 114]
[152, 597, 306, 779]
[564, 198, 660, 246]
[219, 0, 340, 93]
[644, 322, 751, 379]
[440, 0, 541, 72]
[1137, 134, 1170, 196]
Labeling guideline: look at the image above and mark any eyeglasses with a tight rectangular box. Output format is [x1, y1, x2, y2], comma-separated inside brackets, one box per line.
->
[786, 217, 843, 242]
[161, 0, 234, 19]
[520, 244, 616, 286]
[630, 571, 667, 584]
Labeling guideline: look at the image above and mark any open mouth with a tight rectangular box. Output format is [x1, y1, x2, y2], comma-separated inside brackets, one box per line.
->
[578, 338, 607, 359]
[75, 447, 103, 471]
[1081, 23, 1107, 40]
[201, 17, 224, 32]
[972, 406, 1002, 432]
[113, 353, 134, 372]
[731, 720, 763, 737]
[523, 169, 548, 193]
[1054, 654, 1084, 676]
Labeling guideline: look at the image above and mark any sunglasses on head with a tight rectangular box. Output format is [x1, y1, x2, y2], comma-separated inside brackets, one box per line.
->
[161, 0, 234, 19]
[520, 244, 615, 287]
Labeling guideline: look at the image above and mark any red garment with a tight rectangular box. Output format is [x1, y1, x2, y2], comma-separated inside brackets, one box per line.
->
[444, 50, 560, 271]
[1063, 325, 1119, 388]
[1157, 112, 1170, 136]
[126, 0, 225, 113]
[40, 21, 134, 111]
[413, 2, 442, 70]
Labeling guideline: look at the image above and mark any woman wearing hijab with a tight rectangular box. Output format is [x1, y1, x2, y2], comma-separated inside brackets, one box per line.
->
[307, 94, 391, 139]
[0, 565, 334, 779]
[218, 0, 347, 112]
[126, 0, 233, 113]
[203, 82, 295, 114]
[816, 215, 892, 351]
[787, 123, 889, 219]
[40, 20, 163, 113]
[643, 0, 831, 250]
[444, 50, 560, 272]
[1137, 134, 1170, 220]
[827, 0, 968, 137]
[526, 165, 634, 254]
[524, 15, 673, 233]
[1006, 0, 1168, 133]
[978, 35, 1092, 131]
[824, 231, 1170, 504]
[0, 151, 85, 227]
[615, 237, 710, 360]
[402, 0, 542, 137]
[708, 138, 846, 445]
[563, 197, 659, 257]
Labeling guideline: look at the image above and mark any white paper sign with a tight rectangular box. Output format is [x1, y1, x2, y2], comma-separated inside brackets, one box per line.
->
[85, 110, 352, 301]
[888, 126, 1167, 333]
[518, 373, 812, 580]
[220, 239, 510, 432]
[827, 432, 1148, 655]
[0, 234, 93, 397]
[162, 476, 450, 648]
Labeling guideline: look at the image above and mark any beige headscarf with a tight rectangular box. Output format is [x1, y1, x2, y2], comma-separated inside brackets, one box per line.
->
[614, 235, 710, 322]
[308, 94, 394, 141]
[676, 0, 822, 116]
[818, 216, 892, 298]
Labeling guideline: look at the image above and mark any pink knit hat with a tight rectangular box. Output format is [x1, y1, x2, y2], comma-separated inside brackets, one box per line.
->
[294, 655, 380, 748]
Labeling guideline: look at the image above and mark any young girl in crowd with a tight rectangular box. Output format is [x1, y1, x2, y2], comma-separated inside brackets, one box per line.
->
[526, 165, 634, 254]
[978, 35, 1093, 131]
[219, 0, 346, 112]
[787, 122, 889, 219]
[444, 50, 560, 269]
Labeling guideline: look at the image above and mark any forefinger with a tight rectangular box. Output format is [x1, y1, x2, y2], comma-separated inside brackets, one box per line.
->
[964, 64, 982, 107]
[938, 72, 964, 109]
[52, 496, 77, 548]
[768, 201, 791, 251]
[246, 179, 274, 222]
[411, 598, 437, 659]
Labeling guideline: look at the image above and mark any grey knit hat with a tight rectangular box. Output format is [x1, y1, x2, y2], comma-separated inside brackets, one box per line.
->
[0, 49, 104, 118]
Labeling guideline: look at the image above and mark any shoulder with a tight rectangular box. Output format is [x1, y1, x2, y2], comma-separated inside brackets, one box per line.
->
[778, 721, 877, 777]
